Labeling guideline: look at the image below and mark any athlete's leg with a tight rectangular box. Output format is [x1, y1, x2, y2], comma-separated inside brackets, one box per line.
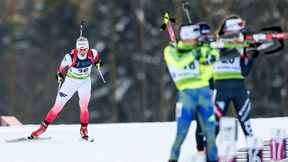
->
[31, 78, 79, 137]
[213, 88, 230, 136]
[77, 78, 91, 138]
[233, 89, 253, 136]
[195, 114, 205, 151]
[197, 86, 218, 161]
[169, 89, 197, 161]
[45, 77, 79, 123]
[77, 78, 91, 124]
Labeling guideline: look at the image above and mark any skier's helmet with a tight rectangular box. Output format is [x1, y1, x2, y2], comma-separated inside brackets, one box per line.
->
[76, 37, 89, 49]
[179, 24, 200, 40]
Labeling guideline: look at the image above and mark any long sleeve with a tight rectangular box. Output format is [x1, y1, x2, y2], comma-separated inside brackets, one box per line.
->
[90, 49, 100, 64]
[240, 53, 257, 77]
[199, 44, 220, 65]
[240, 39, 280, 76]
[164, 45, 196, 68]
[57, 54, 72, 73]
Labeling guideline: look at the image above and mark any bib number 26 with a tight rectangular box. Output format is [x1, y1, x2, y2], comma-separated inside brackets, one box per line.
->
[78, 68, 88, 73]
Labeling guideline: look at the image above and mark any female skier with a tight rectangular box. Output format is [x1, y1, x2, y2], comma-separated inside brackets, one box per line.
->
[30, 36, 103, 140]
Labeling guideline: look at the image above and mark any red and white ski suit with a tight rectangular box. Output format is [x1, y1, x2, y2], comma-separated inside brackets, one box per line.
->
[45, 49, 99, 124]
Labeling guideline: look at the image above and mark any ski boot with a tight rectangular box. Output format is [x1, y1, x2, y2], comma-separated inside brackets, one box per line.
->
[80, 123, 89, 139]
[29, 120, 49, 139]
[197, 144, 206, 153]
[168, 160, 177, 162]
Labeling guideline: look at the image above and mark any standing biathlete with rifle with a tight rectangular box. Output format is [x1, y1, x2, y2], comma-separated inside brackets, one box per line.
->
[212, 15, 262, 138]
[29, 36, 103, 140]
[166, 24, 219, 162]
[195, 15, 284, 152]
[195, 16, 257, 150]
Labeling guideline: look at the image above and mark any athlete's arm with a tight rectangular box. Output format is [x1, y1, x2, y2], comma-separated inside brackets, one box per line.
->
[57, 53, 72, 74]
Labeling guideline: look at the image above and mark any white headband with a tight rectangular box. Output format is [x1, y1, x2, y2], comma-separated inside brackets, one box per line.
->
[76, 40, 89, 49]
[179, 25, 200, 40]
[225, 18, 244, 31]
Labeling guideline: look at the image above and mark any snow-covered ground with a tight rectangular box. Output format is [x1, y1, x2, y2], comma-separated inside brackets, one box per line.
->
[0, 117, 288, 162]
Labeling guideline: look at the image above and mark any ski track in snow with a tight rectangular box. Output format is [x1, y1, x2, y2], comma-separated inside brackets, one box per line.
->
[1, 117, 288, 162]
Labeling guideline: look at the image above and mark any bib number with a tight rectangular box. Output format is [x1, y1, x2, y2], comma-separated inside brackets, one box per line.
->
[184, 62, 196, 70]
[78, 68, 89, 73]
[168, 61, 200, 82]
[221, 58, 235, 64]
[214, 57, 241, 73]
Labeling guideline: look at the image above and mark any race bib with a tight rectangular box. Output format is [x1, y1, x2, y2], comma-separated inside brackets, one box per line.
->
[214, 57, 241, 73]
[69, 66, 92, 77]
[167, 61, 200, 82]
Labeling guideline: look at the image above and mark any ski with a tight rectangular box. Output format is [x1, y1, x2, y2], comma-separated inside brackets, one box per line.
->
[5, 136, 52, 143]
[80, 137, 94, 142]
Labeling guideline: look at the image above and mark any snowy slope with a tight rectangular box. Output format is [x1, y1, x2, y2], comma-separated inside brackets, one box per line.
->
[1, 117, 288, 162]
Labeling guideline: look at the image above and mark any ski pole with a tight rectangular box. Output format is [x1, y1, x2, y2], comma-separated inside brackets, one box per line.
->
[55, 79, 62, 100]
[57, 80, 62, 95]
[96, 64, 106, 83]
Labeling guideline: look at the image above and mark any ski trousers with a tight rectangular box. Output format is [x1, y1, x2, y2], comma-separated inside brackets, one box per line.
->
[213, 79, 253, 136]
[170, 86, 218, 161]
[44, 77, 91, 124]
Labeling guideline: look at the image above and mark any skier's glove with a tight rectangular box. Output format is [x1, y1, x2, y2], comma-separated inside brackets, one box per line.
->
[247, 48, 260, 60]
[251, 50, 259, 60]
[197, 35, 209, 44]
[205, 54, 216, 64]
[55, 72, 64, 83]
[95, 60, 103, 68]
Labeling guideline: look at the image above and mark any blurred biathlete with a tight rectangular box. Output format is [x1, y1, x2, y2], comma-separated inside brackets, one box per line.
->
[29, 37, 103, 140]
[165, 23, 219, 162]
[195, 15, 280, 148]
[195, 15, 257, 153]
[212, 15, 257, 137]
[174, 22, 216, 152]
[193, 15, 284, 154]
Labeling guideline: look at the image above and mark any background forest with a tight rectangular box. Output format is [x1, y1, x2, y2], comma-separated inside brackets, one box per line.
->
[0, 0, 288, 124]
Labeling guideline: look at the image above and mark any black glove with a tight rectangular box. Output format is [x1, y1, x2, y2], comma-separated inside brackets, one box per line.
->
[247, 48, 259, 59]
[94, 60, 103, 68]
[55, 72, 64, 83]
[205, 54, 216, 64]
[251, 50, 259, 59]
[197, 35, 209, 44]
